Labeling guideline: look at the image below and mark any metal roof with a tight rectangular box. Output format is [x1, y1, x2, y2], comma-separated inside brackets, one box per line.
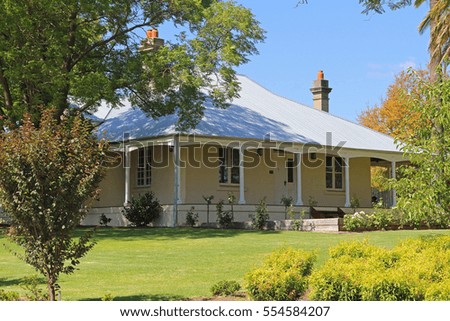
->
[94, 75, 402, 154]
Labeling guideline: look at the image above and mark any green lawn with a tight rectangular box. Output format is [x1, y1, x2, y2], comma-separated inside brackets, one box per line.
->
[1, 228, 449, 301]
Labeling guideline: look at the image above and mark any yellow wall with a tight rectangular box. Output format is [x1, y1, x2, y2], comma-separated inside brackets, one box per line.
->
[96, 145, 372, 207]
[95, 152, 125, 207]
[130, 145, 174, 204]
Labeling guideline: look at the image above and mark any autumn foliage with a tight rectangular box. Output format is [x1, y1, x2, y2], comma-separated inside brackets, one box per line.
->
[358, 69, 427, 142]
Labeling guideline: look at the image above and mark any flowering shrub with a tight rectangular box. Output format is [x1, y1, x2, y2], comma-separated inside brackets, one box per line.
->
[245, 248, 316, 301]
[343, 211, 370, 231]
[343, 209, 402, 231]
[309, 236, 450, 301]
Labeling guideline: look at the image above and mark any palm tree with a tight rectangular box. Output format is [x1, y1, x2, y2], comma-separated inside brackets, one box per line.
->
[415, 0, 449, 76]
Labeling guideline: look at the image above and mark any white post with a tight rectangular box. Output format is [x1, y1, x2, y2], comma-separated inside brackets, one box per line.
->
[391, 161, 397, 207]
[295, 152, 303, 206]
[345, 157, 351, 208]
[172, 136, 180, 227]
[124, 145, 131, 206]
[238, 145, 246, 204]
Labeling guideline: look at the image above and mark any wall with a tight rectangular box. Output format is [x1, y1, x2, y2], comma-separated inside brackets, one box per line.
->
[130, 145, 174, 204]
[95, 152, 125, 207]
[95, 144, 372, 209]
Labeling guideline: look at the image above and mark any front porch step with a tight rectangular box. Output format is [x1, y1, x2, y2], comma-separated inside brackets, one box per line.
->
[310, 206, 345, 219]
[276, 218, 343, 232]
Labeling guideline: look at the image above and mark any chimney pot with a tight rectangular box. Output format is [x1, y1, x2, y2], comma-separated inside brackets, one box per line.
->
[318, 70, 324, 80]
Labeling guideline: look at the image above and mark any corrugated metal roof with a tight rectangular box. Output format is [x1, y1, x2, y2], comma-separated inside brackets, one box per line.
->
[94, 75, 401, 153]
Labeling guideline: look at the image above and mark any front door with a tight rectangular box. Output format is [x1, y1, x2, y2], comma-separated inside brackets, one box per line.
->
[286, 158, 295, 200]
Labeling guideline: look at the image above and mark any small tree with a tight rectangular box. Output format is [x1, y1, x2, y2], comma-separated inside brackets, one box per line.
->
[395, 71, 450, 228]
[280, 195, 293, 219]
[216, 200, 233, 228]
[203, 195, 214, 224]
[0, 110, 107, 300]
[122, 192, 162, 227]
[253, 198, 270, 230]
[185, 206, 199, 227]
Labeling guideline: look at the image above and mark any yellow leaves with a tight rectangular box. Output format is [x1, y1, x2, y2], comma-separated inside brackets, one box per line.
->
[358, 69, 428, 142]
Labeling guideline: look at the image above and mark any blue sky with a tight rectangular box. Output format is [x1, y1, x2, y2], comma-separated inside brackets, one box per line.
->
[233, 0, 430, 122]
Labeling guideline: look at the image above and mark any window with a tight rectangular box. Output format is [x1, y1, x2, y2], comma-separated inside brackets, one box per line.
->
[326, 156, 344, 190]
[137, 148, 151, 186]
[287, 159, 294, 183]
[219, 147, 240, 184]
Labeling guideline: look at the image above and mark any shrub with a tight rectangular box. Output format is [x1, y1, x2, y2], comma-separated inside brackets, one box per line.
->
[252, 198, 269, 230]
[0, 289, 20, 301]
[309, 260, 364, 301]
[122, 192, 162, 227]
[101, 293, 115, 301]
[343, 211, 369, 231]
[216, 200, 233, 228]
[329, 240, 382, 259]
[425, 280, 450, 301]
[361, 271, 422, 301]
[245, 247, 316, 301]
[211, 280, 241, 296]
[99, 213, 112, 227]
[310, 236, 450, 301]
[20, 275, 49, 301]
[185, 206, 199, 227]
[343, 209, 402, 231]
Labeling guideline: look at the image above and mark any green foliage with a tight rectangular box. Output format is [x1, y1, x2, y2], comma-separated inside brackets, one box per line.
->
[394, 73, 450, 229]
[252, 198, 269, 230]
[343, 209, 403, 231]
[216, 200, 233, 228]
[0, 289, 20, 301]
[101, 293, 115, 301]
[289, 208, 305, 231]
[308, 196, 318, 207]
[20, 275, 49, 301]
[0, 110, 106, 300]
[123, 192, 162, 227]
[350, 196, 360, 212]
[309, 236, 450, 301]
[245, 247, 316, 301]
[210, 280, 241, 296]
[281, 195, 293, 208]
[185, 206, 199, 227]
[99, 214, 112, 227]
[0, 0, 265, 130]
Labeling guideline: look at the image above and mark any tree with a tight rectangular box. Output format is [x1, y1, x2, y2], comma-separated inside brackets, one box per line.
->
[0, 0, 265, 130]
[358, 69, 425, 192]
[0, 110, 108, 300]
[358, 69, 426, 141]
[359, 0, 449, 77]
[394, 70, 450, 227]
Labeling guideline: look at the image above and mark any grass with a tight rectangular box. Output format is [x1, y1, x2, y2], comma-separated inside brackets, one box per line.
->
[0, 227, 449, 301]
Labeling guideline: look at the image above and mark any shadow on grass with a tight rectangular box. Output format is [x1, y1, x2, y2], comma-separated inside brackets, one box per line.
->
[84, 227, 280, 242]
[0, 277, 24, 287]
[82, 293, 186, 301]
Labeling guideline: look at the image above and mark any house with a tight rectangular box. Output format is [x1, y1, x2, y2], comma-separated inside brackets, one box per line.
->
[83, 71, 405, 228]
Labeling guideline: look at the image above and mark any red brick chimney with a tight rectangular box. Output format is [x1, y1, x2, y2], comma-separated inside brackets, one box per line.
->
[140, 29, 164, 52]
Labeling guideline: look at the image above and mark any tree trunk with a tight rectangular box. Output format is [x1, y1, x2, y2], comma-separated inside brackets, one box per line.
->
[47, 277, 56, 301]
[428, 0, 439, 81]
[0, 68, 13, 115]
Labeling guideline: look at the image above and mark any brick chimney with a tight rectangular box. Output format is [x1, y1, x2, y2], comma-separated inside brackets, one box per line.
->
[310, 70, 332, 112]
[139, 29, 164, 52]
